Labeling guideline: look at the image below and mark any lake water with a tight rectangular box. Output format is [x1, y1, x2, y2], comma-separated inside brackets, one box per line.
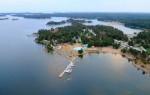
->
[0, 16, 150, 95]
[85, 19, 142, 34]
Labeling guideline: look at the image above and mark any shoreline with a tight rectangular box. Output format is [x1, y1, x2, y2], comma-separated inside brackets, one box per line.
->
[86, 47, 150, 75]
[54, 43, 150, 76]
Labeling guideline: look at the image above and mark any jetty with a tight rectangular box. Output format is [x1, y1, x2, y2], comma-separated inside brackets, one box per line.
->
[59, 61, 75, 78]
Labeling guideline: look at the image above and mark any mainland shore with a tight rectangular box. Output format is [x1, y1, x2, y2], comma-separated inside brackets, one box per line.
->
[54, 43, 150, 76]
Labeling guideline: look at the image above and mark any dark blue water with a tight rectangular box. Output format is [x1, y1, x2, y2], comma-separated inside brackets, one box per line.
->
[0, 16, 150, 95]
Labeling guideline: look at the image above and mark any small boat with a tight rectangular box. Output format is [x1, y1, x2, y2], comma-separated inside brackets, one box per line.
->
[65, 68, 73, 74]
[70, 64, 75, 67]
[68, 69, 72, 74]
[65, 69, 70, 73]
[68, 66, 73, 69]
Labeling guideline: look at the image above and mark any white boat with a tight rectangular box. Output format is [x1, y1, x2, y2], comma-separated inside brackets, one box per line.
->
[70, 64, 75, 67]
[65, 68, 73, 74]
[68, 66, 73, 69]
[65, 69, 70, 73]
[68, 69, 72, 73]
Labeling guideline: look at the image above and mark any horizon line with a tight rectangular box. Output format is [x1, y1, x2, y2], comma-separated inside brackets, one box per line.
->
[1, 12, 150, 14]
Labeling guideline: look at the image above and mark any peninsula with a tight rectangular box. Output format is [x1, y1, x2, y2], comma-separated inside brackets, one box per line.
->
[34, 18, 150, 76]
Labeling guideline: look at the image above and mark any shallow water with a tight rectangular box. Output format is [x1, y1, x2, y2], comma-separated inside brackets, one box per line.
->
[0, 16, 149, 95]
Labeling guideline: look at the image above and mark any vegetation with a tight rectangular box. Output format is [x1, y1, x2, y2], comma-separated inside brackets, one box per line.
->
[19, 13, 150, 29]
[81, 25, 128, 47]
[96, 13, 150, 29]
[47, 21, 66, 25]
[123, 20, 150, 29]
[133, 30, 150, 48]
[128, 40, 134, 46]
[35, 19, 128, 55]
[115, 29, 150, 64]
[0, 18, 9, 20]
[46, 43, 54, 52]
[78, 49, 83, 55]
[121, 48, 127, 53]
[14, 13, 51, 19]
[126, 30, 150, 64]
[113, 43, 121, 49]
[13, 13, 150, 29]
[121, 47, 150, 64]
[36, 24, 127, 48]
[29, 13, 150, 64]
[46, 19, 92, 26]
[66, 19, 92, 24]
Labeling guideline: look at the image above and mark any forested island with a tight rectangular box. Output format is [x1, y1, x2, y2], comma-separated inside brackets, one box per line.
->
[12, 19, 19, 21]
[14, 13, 51, 19]
[66, 19, 92, 24]
[13, 13, 150, 29]
[47, 21, 66, 25]
[46, 19, 92, 26]
[33, 16, 150, 74]
[0, 18, 9, 20]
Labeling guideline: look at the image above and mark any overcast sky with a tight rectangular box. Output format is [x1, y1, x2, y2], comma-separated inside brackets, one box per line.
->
[0, 0, 150, 13]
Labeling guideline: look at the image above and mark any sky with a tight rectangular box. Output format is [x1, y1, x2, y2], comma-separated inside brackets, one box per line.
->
[0, 0, 150, 13]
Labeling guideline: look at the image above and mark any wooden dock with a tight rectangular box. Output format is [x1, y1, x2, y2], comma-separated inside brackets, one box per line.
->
[59, 62, 75, 78]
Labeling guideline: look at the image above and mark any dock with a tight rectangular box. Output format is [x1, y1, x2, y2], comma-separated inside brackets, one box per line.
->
[59, 62, 75, 78]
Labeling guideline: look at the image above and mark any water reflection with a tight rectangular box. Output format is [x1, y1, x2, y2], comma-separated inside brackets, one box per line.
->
[0, 16, 150, 95]
[71, 53, 150, 95]
[78, 54, 84, 59]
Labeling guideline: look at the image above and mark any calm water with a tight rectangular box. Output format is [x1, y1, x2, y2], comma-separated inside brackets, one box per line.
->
[85, 19, 142, 34]
[0, 16, 150, 95]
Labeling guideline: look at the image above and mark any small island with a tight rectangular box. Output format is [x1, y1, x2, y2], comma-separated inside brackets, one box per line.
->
[47, 20, 66, 25]
[0, 18, 9, 20]
[66, 18, 92, 24]
[14, 13, 150, 29]
[12, 18, 19, 21]
[46, 19, 92, 26]
[14, 13, 52, 19]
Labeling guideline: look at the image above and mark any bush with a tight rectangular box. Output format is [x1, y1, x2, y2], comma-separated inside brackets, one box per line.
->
[78, 49, 83, 54]
[46, 43, 54, 52]
[113, 43, 120, 49]
[121, 48, 127, 53]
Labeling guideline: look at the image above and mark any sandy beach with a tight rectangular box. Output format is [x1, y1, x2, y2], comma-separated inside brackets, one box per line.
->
[54, 43, 150, 76]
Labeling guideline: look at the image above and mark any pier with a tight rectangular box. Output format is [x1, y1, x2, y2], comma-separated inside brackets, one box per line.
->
[59, 61, 75, 78]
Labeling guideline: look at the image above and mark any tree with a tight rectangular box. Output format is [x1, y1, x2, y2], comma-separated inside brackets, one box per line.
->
[121, 48, 127, 53]
[128, 41, 134, 46]
[113, 43, 120, 49]
[46, 43, 54, 52]
[141, 51, 148, 59]
[78, 49, 83, 55]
